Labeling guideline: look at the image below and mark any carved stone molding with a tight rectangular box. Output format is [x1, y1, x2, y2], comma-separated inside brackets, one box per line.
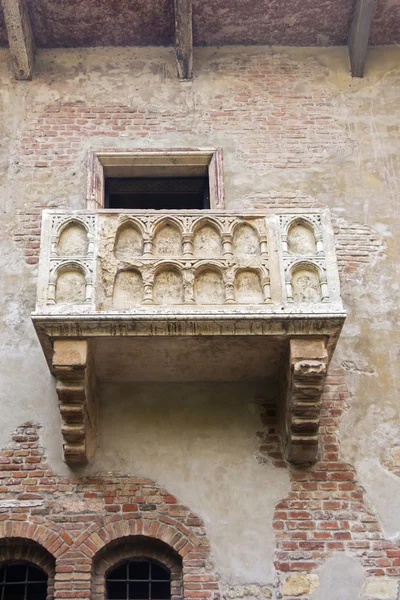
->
[52, 340, 97, 465]
[284, 337, 328, 465]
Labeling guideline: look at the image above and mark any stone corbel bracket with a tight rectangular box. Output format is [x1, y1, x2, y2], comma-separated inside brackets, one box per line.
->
[52, 340, 97, 466]
[284, 337, 328, 465]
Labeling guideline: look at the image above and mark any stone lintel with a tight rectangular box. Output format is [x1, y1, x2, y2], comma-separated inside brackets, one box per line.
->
[174, 0, 193, 80]
[52, 340, 97, 466]
[1, 0, 35, 80]
[285, 337, 328, 465]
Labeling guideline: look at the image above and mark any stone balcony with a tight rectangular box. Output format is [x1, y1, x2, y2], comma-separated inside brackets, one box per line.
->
[32, 209, 346, 466]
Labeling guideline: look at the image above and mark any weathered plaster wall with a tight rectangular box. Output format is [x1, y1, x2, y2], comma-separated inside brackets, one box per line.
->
[0, 45, 399, 595]
[93, 381, 288, 584]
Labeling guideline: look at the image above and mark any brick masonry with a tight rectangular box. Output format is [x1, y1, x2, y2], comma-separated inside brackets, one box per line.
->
[17, 56, 348, 170]
[259, 369, 400, 598]
[11, 94, 386, 270]
[1, 370, 399, 598]
[0, 425, 220, 600]
[9, 54, 386, 270]
[11, 56, 348, 263]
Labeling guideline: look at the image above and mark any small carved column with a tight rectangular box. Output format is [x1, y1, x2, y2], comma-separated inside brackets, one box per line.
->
[284, 337, 328, 465]
[52, 340, 97, 466]
[285, 272, 294, 302]
[142, 267, 154, 304]
[281, 234, 288, 254]
[260, 234, 268, 257]
[222, 233, 233, 257]
[47, 273, 57, 304]
[183, 267, 196, 303]
[316, 233, 324, 255]
[320, 275, 330, 302]
[143, 235, 153, 257]
[262, 275, 272, 303]
[182, 233, 193, 256]
[224, 266, 235, 304]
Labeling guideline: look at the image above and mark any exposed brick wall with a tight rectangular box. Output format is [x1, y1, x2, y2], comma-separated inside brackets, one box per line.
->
[1, 372, 399, 598]
[242, 191, 323, 211]
[11, 53, 347, 264]
[0, 425, 220, 600]
[258, 369, 400, 598]
[333, 217, 386, 277]
[12, 202, 45, 266]
[12, 200, 66, 266]
[18, 54, 347, 171]
[10, 54, 384, 270]
[12, 93, 385, 273]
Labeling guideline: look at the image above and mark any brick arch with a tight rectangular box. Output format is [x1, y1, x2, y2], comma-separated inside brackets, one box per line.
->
[0, 522, 62, 558]
[0, 425, 221, 600]
[82, 518, 200, 560]
[84, 515, 219, 600]
[92, 535, 183, 600]
[0, 536, 56, 600]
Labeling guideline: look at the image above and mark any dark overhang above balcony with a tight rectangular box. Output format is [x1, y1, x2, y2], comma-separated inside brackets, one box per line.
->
[0, 0, 397, 80]
[32, 208, 346, 467]
[1, 0, 396, 48]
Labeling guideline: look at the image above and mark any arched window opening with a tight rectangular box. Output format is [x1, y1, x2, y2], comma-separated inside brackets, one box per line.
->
[106, 559, 170, 600]
[92, 535, 182, 600]
[0, 562, 48, 600]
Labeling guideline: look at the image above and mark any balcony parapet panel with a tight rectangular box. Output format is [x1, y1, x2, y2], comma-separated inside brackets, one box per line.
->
[34, 209, 344, 316]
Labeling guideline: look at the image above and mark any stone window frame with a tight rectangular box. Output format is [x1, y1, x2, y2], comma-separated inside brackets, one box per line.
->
[87, 148, 225, 211]
[92, 536, 183, 600]
[0, 539, 55, 600]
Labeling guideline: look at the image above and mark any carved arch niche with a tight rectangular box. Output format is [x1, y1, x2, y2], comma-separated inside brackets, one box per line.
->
[194, 265, 225, 304]
[153, 265, 184, 304]
[114, 221, 144, 260]
[287, 219, 317, 255]
[153, 220, 182, 257]
[234, 269, 263, 304]
[113, 269, 144, 308]
[291, 263, 322, 303]
[55, 264, 87, 304]
[193, 220, 222, 258]
[233, 223, 260, 259]
[58, 220, 88, 256]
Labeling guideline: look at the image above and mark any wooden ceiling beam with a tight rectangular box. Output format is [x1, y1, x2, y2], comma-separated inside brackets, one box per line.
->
[348, 0, 377, 78]
[174, 0, 193, 80]
[1, 0, 35, 80]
